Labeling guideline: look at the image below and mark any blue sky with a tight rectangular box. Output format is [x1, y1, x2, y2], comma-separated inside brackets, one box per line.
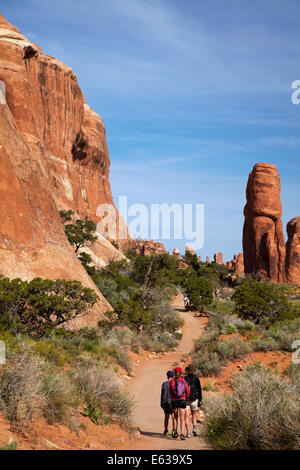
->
[2, 0, 300, 260]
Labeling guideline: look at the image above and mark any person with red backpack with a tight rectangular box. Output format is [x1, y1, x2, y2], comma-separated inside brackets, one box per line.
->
[169, 367, 190, 440]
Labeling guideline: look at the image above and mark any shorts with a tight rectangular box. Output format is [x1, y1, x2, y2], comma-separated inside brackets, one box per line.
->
[171, 400, 186, 410]
[186, 399, 198, 411]
[163, 405, 173, 415]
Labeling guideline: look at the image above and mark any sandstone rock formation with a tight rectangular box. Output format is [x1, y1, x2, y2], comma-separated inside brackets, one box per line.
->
[173, 248, 180, 256]
[243, 163, 286, 283]
[0, 14, 129, 327]
[214, 252, 223, 264]
[198, 255, 202, 263]
[286, 217, 300, 285]
[185, 245, 195, 255]
[132, 240, 167, 256]
[226, 253, 245, 276]
[206, 256, 210, 264]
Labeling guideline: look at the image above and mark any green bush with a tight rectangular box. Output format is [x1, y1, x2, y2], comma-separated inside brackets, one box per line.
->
[233, 278, 294, 325]
[202, 362, 300, 449]
[0, 276, 98, 337]
[181, 268, 213, 311]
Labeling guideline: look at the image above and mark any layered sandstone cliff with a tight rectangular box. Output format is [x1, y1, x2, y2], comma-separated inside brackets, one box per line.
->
[243, 163, 286, 282]
[0, 14, 128, 326]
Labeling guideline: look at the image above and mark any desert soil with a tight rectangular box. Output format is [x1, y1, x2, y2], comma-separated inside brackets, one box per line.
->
[128, 294, 209, 450]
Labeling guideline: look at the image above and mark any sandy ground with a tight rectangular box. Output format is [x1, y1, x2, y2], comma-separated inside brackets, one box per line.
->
[128, 294, 209, 450]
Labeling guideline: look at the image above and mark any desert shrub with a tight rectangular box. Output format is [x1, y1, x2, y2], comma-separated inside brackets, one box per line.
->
[203, 381, 219, 392]
[192, 351, 222, 377]
[285, 363, 300, 394]
[94, 278, 123, 309]
[202, 362, 300, 449]
[221, 323, 238, 335]
[0, 349, 44, 428]
[102, 328, 134, 350]
[0, 439, 18, 450]
[265, 329, 299, 352]
[75, 362, 134, 426]
[192, 332, 250, 377]
[137, 332, 178, 353]
[208, 312, 255, 335]
[173, 331, 182, 340]
[106, 388, 135, 427]
[109, 348, 132, 374]
[34, 339, 74, 366]
[251, 336, 278, 352]
[193, 331, 219, 352]
[41, 370, 79, 426]
[213, 337, 250, 360]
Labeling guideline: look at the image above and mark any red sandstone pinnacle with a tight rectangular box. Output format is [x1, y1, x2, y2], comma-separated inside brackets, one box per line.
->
[214, 252, 223, 264]
[206, 256, 210, 264]
[243, 163, 286, 282]
[286, 217, 300, 285]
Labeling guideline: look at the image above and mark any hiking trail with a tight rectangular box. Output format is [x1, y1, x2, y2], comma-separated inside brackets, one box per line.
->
[128, 293, 209, 450]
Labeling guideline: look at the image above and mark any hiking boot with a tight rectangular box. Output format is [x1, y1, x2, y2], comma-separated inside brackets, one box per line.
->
[163, 430, 169, 437]
[186, 433, 192, 438]
[172, 430, 178, 439]
[180, 434, 186, 440]
[193, 428, 198, 436]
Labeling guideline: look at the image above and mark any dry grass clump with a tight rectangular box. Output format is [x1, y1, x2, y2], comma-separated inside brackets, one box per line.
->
[0, 349, 44, 429]
[75, 362, 134, 427]
[202, 362, 300, 449]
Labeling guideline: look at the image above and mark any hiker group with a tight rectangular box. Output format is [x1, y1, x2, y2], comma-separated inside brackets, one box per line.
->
[160, 365, 202, 440]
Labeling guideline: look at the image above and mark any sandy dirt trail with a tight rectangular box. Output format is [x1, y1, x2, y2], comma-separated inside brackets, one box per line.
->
[128, 294, 209, 450]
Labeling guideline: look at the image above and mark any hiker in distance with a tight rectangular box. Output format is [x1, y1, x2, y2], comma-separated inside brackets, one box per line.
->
[169, 367, 190, 440]
[185, 365, 203, 437]
[160, 370, 176, 437]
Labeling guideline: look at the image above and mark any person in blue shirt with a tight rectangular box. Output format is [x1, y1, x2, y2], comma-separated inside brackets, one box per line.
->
[160, 370, 176, 436]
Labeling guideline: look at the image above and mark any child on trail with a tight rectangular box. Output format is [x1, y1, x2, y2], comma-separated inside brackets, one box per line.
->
[160, 370, 176, 437]
[184, 365, 203, 437]
[169, 367, 190, 440]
